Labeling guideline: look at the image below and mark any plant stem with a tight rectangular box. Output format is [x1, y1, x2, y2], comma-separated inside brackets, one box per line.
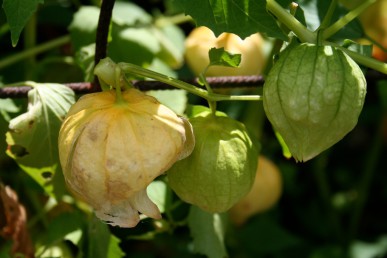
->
[266, 0, 316, 43]
[322, 0, 377, 40]
[94, 0, 116, 91]
[318, 0, 338, 30]
[198, 73, 217, 114]
[119, 62, 262, 102]
[0, 35, 70, 70]
[337, 46, 387, 74]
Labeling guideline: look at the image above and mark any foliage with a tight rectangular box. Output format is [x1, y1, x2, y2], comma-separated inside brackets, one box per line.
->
[0, 0, 387, 258]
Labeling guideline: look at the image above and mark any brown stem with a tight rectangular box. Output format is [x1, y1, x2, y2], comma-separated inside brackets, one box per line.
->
[93, 0, 116, 91]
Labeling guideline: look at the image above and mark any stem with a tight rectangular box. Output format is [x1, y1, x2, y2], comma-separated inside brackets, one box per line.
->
[266, 0, 316, 43]
[322, 0, 377, 40]
[198, 73, 217, 114]
[94, 0, 116, 91]
[318, 0, 338, 30]
[0, 35, 70, 70]
[114, 66, 124, 103]
[119, 63, 262, 102]
[337, 46, 387, 74]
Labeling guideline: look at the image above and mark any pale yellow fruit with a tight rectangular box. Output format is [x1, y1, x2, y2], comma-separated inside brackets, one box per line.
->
[58, 88, 194, 227]
[229, 156, 282, 225]
[185, 26, 266, 76]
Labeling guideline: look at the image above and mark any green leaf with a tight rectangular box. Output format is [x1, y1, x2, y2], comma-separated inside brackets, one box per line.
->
[109, 27, 160, 65]
[146, 89, 187, 115]
[39, 211, 84, 247]
[0, 98, 20, 121]
[209, 47, 241, 68]
[6, 82, 75, 168]
[87, 216, 124, 258]
[75, 43, 96, 82]
[236, 215, 302, 255]
[153, 24, 186, 68]
[112, 1, 152, 26]
[342, 39, 372, 57]
[5, 83, 75, 197]
[68, 6, 100, 51]
[2, 0, 44, 46]
[188, 206, 228, 258]
[174, 0, 287, 40]
[147, 180, 168, 213]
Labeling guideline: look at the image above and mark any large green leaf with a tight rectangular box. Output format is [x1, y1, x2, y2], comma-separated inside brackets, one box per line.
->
[5, 83, 75, 197]
[174, 0, 287, 40]
[6, 82, 75, 167]
[188, 206, 228, 258]
[2, 0, 44, 46]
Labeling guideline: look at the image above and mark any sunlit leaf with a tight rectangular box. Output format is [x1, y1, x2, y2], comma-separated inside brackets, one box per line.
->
[146, 89, 187, 116]
[112, 1, 152, 26]
[5, 83, 75, 197]
[153, 24, 186, 69]
[147, 181, 168, 213]
[68, 6, 100, 51]
[0, 99, 20, 122]
[209, 47, 241, 68]
[6, 82, 75, 167]
[188, 206, 228, 258]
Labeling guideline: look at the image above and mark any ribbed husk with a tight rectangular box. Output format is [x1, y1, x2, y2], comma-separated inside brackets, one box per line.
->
[58, 89, 194, 227]
[263, 43, 366, 162]
[167, 112, 259, 213]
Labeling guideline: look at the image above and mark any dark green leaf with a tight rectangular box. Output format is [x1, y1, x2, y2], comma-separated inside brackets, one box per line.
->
[174, 0, 287, 40]
[209, 47, 241, 68]
[40, 211, 84, 246]
[2, 0, 44, 46]
[87, 216, 124, 258]
[188, 206, 228, 258]
[237, 215, 302, 255]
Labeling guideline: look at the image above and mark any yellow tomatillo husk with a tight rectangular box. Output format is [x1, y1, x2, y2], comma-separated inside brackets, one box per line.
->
[58, 88, 194, 227]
